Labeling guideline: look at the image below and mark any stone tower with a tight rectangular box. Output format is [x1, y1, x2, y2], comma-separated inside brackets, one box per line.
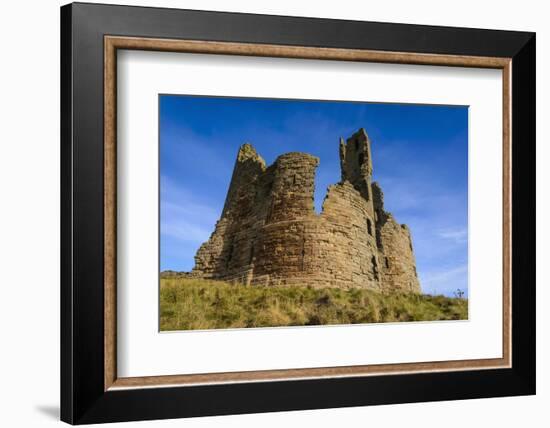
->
[340, 128, 374, 203]
[191, 128, 421, 293]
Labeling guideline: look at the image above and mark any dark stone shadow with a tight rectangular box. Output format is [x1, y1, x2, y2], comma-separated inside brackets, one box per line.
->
[35, 405, 59, 420]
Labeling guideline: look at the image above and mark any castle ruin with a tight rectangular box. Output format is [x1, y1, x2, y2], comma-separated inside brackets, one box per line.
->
[191, 128, 421, 293]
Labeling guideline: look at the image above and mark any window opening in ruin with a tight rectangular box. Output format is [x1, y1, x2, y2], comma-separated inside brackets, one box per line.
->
[265, 179, 273, 197]
[301, 237, 306, 271]
[249, 242, 255, 264]
[358, 153, 364, 166]
[355, 139, 359, 151]
[371, 256, 379, 280]
[266, 199, 275, 223]
[292, 174, 296, 185]
[226, 242, 234, 268]
[367, 218, 372, 235]
[385, 257, 390, 268]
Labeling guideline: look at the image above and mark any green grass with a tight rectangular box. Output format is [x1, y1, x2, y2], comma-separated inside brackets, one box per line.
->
[160, 277, 468, 331]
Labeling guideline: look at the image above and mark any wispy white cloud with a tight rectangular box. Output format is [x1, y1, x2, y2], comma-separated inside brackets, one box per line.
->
[161, 203, 215, 243]
[420, 264, 468, 296]
[162, 123, 235, 182]
[375, 170, 466, 214]
[422, 264, 468, 286]
[160, 175, 220, 244]
[437, 227, 468, 244]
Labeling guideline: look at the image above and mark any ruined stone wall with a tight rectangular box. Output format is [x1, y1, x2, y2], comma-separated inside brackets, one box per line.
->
[192, 144, 268, 279]
[250, 152, 320, 285]
[316, 182, 380, 289]
[191, 129, 421, 293]
[372, 182, 421, 293]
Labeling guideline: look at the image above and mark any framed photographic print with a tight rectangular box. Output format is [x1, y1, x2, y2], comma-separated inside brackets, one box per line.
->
[60, 2, 535, 424]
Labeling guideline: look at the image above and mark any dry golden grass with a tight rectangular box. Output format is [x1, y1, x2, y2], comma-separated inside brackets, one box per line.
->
[160, 277, 468, 331]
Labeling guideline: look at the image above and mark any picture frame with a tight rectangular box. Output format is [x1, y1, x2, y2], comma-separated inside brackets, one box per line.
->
[60, 2, 535, 424]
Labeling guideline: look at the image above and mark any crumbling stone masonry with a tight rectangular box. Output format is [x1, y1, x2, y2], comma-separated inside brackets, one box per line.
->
[191, 128, 421, 293]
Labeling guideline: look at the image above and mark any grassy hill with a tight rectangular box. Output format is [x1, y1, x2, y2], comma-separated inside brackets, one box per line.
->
[160, 276, 468, 331]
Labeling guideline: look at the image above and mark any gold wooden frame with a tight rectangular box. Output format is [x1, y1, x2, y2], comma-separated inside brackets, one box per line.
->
[104, 36, 512, 391]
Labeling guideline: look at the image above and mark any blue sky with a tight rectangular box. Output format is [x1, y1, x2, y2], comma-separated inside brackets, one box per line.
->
[160, 95, 468, 297]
